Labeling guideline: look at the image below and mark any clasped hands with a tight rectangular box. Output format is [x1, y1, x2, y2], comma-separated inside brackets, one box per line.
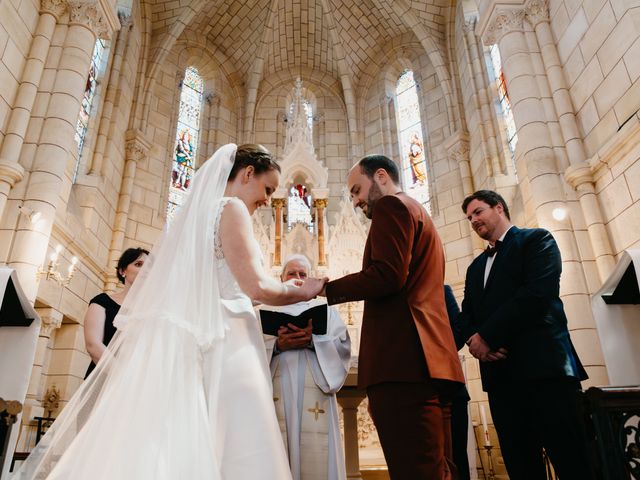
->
[466, 333, 508, 362]
[285, 277, 328, 298]
[276, 319, 313, 351]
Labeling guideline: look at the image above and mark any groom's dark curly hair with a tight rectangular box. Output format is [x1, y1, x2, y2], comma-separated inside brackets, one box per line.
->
[229, 144, 281, 180]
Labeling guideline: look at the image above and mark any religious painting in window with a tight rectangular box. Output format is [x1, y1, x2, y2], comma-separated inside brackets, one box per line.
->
[73, 38, 106, 182]
[167, 66, 204, 221]
[490, 45, 518, 160]
[395, 69, 431, 213]
[287, 184, 314, 233]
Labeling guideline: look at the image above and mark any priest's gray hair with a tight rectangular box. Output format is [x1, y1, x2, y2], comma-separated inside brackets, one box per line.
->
[281, 254, 312, 274]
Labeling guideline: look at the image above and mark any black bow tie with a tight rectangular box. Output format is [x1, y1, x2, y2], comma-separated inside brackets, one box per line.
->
[485, 241, 502, 257]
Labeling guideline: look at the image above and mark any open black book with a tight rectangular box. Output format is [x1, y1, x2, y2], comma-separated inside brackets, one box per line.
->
[260, 304, 328, 336]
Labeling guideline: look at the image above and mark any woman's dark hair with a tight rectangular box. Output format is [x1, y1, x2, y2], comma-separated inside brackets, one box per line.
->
[117, 247, 150, 283]
[461, 190, 511, 220]
[228, 144, 280, 181]
[358, 154, 400, 184]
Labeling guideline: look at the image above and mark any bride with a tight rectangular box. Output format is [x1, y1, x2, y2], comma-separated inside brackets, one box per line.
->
[13, 144, 326, 479]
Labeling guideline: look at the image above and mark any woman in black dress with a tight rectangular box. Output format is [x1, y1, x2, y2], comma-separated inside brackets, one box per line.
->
[84, 247, 149, 377]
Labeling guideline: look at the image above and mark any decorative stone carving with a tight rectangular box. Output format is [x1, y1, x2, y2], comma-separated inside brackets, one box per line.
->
[38, 308, 63, 337]
[40, 0, 67, 19]
[482, 8, 526, 46]
[276, 78, 329, 194]
[313, 198, 328, 209]
[271, 198, 286, 209]
[68, 0, 113, 40]
[463, 18, 476, 35]
[124, 129, 151, 163]
[282, 223, 317, 266]
[117, 10, 133, 30]
[445, 136, 470, 164]
[525, 0, 550, 28]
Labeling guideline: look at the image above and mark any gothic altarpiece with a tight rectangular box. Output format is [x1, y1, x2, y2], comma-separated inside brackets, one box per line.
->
[252, 79, 385, 465]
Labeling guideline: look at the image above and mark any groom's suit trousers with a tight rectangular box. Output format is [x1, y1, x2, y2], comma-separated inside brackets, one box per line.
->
[367, 382, 455, 480]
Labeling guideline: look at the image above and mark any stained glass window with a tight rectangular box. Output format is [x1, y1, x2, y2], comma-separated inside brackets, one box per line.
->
[73, 39, 105, 182]
[287, 184, 313, 232]
[167, 66, 204, 221]
[490, 45, 518, 161]
[395, 70, 430, 213]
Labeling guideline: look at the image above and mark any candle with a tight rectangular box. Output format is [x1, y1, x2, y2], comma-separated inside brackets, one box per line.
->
[479, 404, 491, 446]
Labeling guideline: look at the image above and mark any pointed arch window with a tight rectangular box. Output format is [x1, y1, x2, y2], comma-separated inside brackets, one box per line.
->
[73, 38, 106, 182]
[395, 69, 430, 213]
[490, 45, 518, 162]
[287, 184, 314, 232]
[167, 66, 204, 221]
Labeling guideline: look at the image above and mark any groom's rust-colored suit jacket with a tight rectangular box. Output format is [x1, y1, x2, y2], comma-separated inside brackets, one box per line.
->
[326, 193, 465, 389]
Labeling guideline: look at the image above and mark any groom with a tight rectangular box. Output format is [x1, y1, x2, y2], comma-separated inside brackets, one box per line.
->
[323, 155, 464, 479]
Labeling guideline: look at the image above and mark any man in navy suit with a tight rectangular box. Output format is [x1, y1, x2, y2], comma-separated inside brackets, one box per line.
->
[458, 190, 593, 479]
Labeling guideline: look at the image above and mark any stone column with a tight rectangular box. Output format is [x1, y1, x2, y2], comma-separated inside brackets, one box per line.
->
[313, 198, 328, 266]
[0, 0, 67, 222]
[337, 390, 365, 479]
[205, 92, 220, 160]
[462, 19, 503, 177]
[271, 198, 285, 266]
[444, 132, 485, 257]
[25, 308, 63, 411]
[89, 11, 133, 176]
[378, 94, 394, 158]
[477, 2, 606, 384]
[524, 0, 615, 280]
[7, 0, 118, 301]
[104, 129, 151, 292]
[565, 164, 616, 282]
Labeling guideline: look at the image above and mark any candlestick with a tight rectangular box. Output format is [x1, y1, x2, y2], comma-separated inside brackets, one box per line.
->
[479, 404, 491, 446]
[484, 445, 496, 480]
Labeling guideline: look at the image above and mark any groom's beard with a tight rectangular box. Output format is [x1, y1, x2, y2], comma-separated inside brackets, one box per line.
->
[363, 182, 383, 219]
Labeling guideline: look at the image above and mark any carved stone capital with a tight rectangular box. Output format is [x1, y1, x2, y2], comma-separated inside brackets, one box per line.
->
[271, 198, 286, 209]
[0, 159, 25, 187]
[463, 18, 476, 35]
[117, 10, 133, 31]
[564, 162, 594, 191]
[443, 131, 470, 163]
[124, 129, 151, 163]
[313, 198, 328, 209]
[525, 0, 550, 28]
[68, 0, 120, 40]
[40, 0, 67, 20]
[482, 8, 526, 46]
[37, 307, 63, 337]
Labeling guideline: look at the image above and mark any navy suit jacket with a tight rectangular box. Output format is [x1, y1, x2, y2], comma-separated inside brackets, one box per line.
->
[458, 226, 587, 391]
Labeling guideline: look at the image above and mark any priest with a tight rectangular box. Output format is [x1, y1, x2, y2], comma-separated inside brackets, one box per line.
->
[260, 254, 351, 480]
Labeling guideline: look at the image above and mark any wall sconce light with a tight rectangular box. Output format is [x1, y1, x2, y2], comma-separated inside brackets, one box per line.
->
[18, 205, 42, 224]
[552, 207, 568, 221]
[37, 244, 78, 286]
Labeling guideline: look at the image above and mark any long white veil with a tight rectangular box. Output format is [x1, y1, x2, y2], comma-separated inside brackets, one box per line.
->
[12, 144, 238, 479]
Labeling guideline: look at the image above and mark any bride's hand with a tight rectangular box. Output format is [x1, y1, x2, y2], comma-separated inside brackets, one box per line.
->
[299, 277, 328, 300]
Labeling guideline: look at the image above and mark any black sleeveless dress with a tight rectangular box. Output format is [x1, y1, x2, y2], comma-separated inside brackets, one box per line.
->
[84, 293, 121, 378]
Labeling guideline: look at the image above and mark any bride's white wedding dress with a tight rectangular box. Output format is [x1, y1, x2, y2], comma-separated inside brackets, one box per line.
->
[13, 195, 292, 479]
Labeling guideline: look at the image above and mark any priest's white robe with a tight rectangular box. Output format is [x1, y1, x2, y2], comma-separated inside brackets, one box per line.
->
[261, 299, 351, 480]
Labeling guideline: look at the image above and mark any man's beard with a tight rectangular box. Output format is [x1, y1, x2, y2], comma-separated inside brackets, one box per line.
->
[364, 181, 383, 219]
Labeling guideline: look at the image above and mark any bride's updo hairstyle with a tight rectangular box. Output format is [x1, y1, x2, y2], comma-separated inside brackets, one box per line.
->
[228, 143, 281, 181]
